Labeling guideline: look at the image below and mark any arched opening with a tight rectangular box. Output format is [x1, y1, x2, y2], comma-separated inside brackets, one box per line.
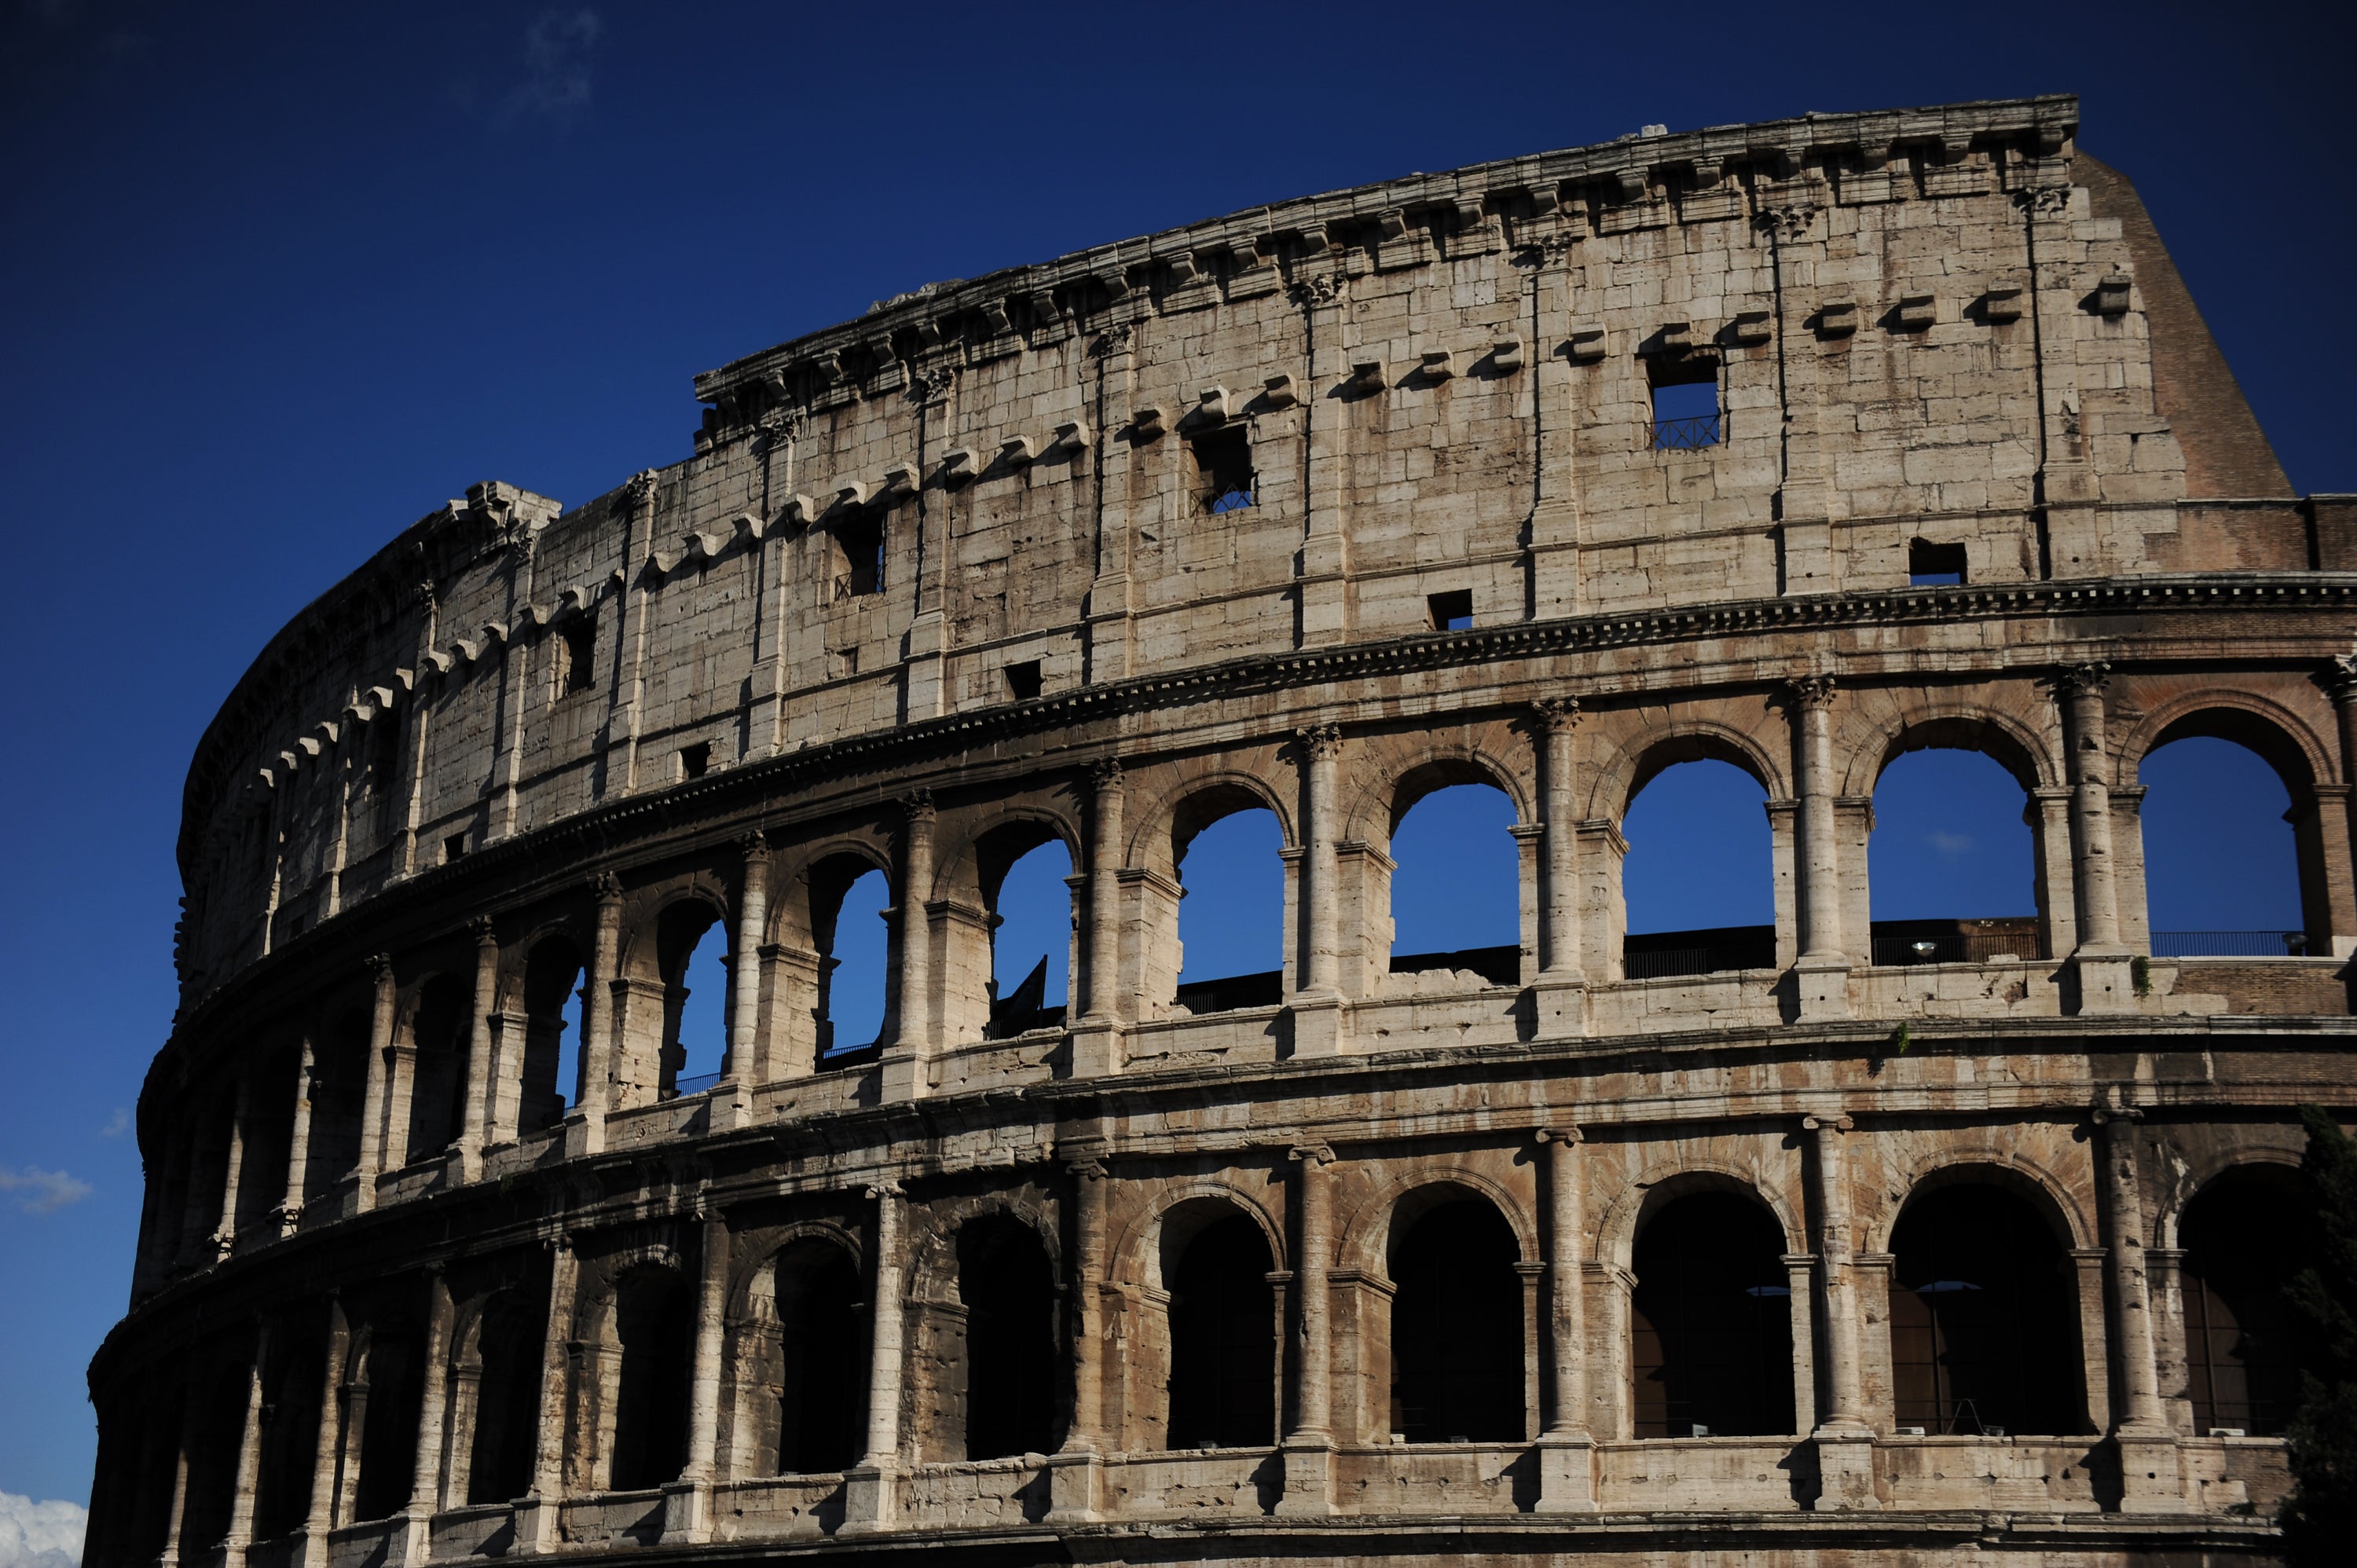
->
[810, 856, 890, 1061]
[520, 934, 585, 1130]
[1630, 1190, 1794, 1438]
[1164, 1209, 1277, 1449]
[768, 1238, 867, 1474]
[2140, 721, 2311, 955]
[979, 825, 1074, 1039]
[2179, 1163, 2303, 1435]
[608, 1266, 695, 1490]
[177, 1352, 252, 1552]
[232, 1049, 299, 1244]
[656, 901, 728, 1096]
[1620, 751, 1774, 978]
[353, 1324, 424, 1521]
[465, 1292, 543, 1504]
[1172, 790, 1286, 1014]
[252, 1323, 324, 1538]
[403, 974, 471, 1162]
[1869, 741, 2042, 963]
[957, 1215, 1059, 1459]
[305, 1006, 371, 1201]
[1386, 776, 1522, 987]
[1388, 1195, 1523, 1442]
[1888, 1181, 2080, 1435]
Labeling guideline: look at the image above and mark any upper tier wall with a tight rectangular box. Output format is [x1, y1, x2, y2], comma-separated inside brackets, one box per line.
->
[177, 94, 2300, 1003]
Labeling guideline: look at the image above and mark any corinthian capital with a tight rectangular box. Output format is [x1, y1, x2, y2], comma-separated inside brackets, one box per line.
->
[1784, 675, 1837, 709]
[2056, 661, 2111, 698]
[902, 787, 937, 824]
[1532, 696, 1581, 734]
[1294, 723, 1344, 760]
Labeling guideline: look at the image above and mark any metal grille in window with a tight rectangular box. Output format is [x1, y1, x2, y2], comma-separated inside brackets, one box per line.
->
[1192, 426, 1255, 515]
[1648, 412, 1724, 450]
[1647, 357, 1721, 451]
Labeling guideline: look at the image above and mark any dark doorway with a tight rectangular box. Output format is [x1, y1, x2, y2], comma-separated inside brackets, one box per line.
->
[353, 1327, 424, 1521]
[467, 1293, 544, 1504]
[958, 1216, 1059, 1459]
[774, 1239, 867, 1473]
[1167, 1213, 1276, 1449]
[609, 1267, 695, 1489]
[1390, 1197, 1523, 1442]
[1890, 1183, 2079, 1434]
[1631, 1191, 1794, 1438]
[2180, 1166, 2303, 1435]
[252, 1325, 324, 1537]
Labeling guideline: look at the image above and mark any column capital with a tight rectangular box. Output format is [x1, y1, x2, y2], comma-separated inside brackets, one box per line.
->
[1802, 1112, 1856, 1134]
[901, 788, 937, 824]
[1088, 757, 1124, 790]
[736, 828, 768, 859]
[1783, 674, 1837, 709]
[469, 915, 497, 947]
[366, 951, 394, 980]
[2055, 660, 2112, 697]
[1292, 723, 1344, 760]
[864, 1180, 905, 1202]
[1532, 696, 1581, 734]
[1288, 1142, 1336, 1166]
[593, 870, 624, 905]
[1534, 1124, 1584, 1145]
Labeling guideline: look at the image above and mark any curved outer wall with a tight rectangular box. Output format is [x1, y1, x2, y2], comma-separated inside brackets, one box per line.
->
[94, 94, 2357, 1566]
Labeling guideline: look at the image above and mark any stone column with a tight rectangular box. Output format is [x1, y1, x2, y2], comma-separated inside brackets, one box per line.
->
[2098, 1105, 2186, 1506]
[458, 916, 498, 1174]
[1049, 1149, 1109, 1520]
[1294, 275, 1353, 647]
[304, 1295, 350, 1552]
[1291, 726, 1347, 1057]
[576, 874, 623, 1154]
[1071, 761, 1126, 1076]
[2059, 664, 2136, 1012]
[279, 1035, 316, 1236]
[720, 833, 768, 1120]
[670, 1212, 731, 1542]
[156, 1390, 198, 1568]
[2030, 786, 2080, 958]
[1787, 677, 1850, 1019]
[880, 793, 937, 1102]
[517, 1236, 577, 1552]
[2070, 1247, 2114, 1434]
[1278, 1142, 1336, 1516]
[408, 1268, 454, 1533]
[214, 1074, 249, 1261]
[1783, 1254, 1819, 1434]
[356, 954, 396, 1209]
[1805, 1110, 1876, 1510]
[847, 1182, 907, 1529]
[2330, 657, 2357, 958]
[1084, 324, 1138, 682]
[221, 1317, 273, 1550]
[1533, 702, 1587, 1035]
[1535, 1126, 1595, 1511]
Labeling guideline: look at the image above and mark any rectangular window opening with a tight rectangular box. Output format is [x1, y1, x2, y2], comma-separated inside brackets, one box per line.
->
[680, 742, 712, 780]
[559, 614, 597, 693]
[443, 831, 468, 864]
[1647, 355, 1721, 449]
[1428, 589, 1474, 632]
[1191, 425, 1255, 515]
[1004, 660, 1043, 701]
[836, 514, 885, 598]
[1909, 539, 1967, 586]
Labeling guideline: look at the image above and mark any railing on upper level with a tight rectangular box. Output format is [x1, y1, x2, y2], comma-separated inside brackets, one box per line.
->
[2153, 931, 2315, 958]
[1623, 925, 1777, 979]
[1648, 413, 1722, 450]
[1870, 918, 2047, 967]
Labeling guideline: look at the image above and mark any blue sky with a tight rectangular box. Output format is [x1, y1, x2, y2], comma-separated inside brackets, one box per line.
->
[1, 0, 2348, 1515]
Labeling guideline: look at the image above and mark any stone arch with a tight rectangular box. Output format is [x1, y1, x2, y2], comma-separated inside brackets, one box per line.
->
[731, 1222, 871, 1477]
[1836, 699, 2059, 797]
[1337, 1164, 1538, 1278]
[725, 1218, 867, 1319]
[1126, 765, 1297, 870]
[618, 881, 731, 985]
[1341, 734, 1533, 848]
[2153, 1141, 2304, 1249]
[1595, 1159, 1806, 1271]
[764, 835, 896, 951]
[1867, 1148, 2093, 1252]
[905, 1191, 1064, 1306]
[1583, 718, 1787, 825]
[1109, 1178, 1287, 1291]
[2121, 688, 2334, 792]
[928, 803, 1084, 907]
[930, 804, 1086, 1044]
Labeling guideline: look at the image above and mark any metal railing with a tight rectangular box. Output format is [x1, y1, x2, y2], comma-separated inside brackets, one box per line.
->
[1871, 933, 2044, 965]
[2151, 931, 2314, 958]
[1202, 486, 1255, 515]
[1623, 940, 1777, 980]
[1648, 413, 1722, 450]
[671, 1070, 722, 1097]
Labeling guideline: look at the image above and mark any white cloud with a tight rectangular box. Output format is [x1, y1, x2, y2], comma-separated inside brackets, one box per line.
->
[0, 1167, 93, 1214]
[97, 1108, 128, 1139]
[0, 1491, 84, 1568]
[500, 9, 603, 126]
[1927, 830, 1974, 859]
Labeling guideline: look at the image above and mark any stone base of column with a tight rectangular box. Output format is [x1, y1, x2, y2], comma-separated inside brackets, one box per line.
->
[1532, 1431, 1597, 1511]
[395, 1507, 433, 1566]
[2115, 1431, 2191, 1513]
[2069, 951, 2139, 1016]
[511, 1495, 561, 1554]
[447, 1144, 482, 1188]
[841, 1462, 903, 1531]
[1286, 993, 1350, 1059]
[1274, 1437, 1334, 1517]
[1809, 1430, 1881, 1511]
[1529, 973, 1587, 1040]
[295, 1525, 333, 1568]
[1065, 1017, 1124, 1080]
[1793, 955, 1852, 1021]
[705, 1083, 750, 1132]
[1044, 1448, 1104, 1522]
[662, 1478, 716, 1542]
[875, 1043, 929, 1104]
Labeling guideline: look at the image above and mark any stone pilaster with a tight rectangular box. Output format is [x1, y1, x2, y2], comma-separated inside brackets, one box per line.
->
[845, 1182, 907, 1530]
[1278, 1142, 1336, 1516]
[880, 793, 937, 1101]
[1534, 1126, 1595, 1511]
[1290, 725, 1348, 1057]
[1787, 677, 1849, 1018]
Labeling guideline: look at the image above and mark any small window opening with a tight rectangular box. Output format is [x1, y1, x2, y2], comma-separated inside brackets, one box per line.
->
[1908, 539, 1967, 586]
[680, 742, 712, 780]
[559, 615, 597, 693]
[1191, 425, 1255, 515]
[364, 718, 399, 790]
[1427, 590, 1473, 632]
[836, 515, 884, 599]
[1647, 356, 1721, 449]
[443, 831, 468, 864]
[1003, 660, 1043, 702]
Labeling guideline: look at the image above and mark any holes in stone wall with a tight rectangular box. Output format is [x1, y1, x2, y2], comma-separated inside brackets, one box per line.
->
[1387, 781, 1519, 984]
[1426, 589, 1473, 632]
[1631, 1191, 1794, 1438]
[1003, 659, 1043, 702]
[1166, 1211, 1276, 1449]
[680, 742, 712, 781]
[2180, 1164, 2303, 1436]
[768, 1238, 867, 1475]
[404, 975, 471, 1160]
[609, 1266, 695, 1489]
[984, 831, 1072, 1039]
[1190, 424, 1255, 515]
[354, 1324, 425, 1520]
[835, 514, 885, 598]
[465, 1292, 544, 1504]
[2140, 726, 2309, 954]
[1173, 801, 1285, 1013]
[1620, 757, 1774, 977]
[1868, 746, 2039, 964]
[1889, 1182, 2077, 1436]
[1388, 1196, 1523, 1442]
[957, 1216, 1059, 1460]
[522, 935, 585, 1127]
[1908, 538, 1967, 585]
[1646, 354, 1721, 449]
[656, 901, 728, 1095]
[811, 859, 889, 1059]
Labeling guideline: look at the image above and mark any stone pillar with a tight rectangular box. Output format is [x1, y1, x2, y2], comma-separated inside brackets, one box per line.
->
[1278, 1142, 1336, 1516]
[846, 1182, 907, 1529]
[2098, 1105, 2188, 1509]
[1787, 677, 1850, 1019]
[1535, 1127, 1595, 1511]
[406, 1268, 454, 1544]
[458, 915, 498, 1174]
[575, 874, 623, 1155]
[356, 955, 396, 1209]
[720, 832, 768, 1120]
[156, 1391, 198, 1568]
[2030, 786, 2080, 959]
[2070, 1247, 2113, 1434]
[1294, 275, 1353, 647]
[1049, 1149, 1109, 1520]
[1783, 1254, 1819, 1435]
[880, 793, 937, 1102]
[303, 1295, 350, 1555]
[2329, 657, 2357, 958]
[214, 1074, 249, 1261]
[1804, 1110, 1876, 1510]
[2059, 664, 2136, 1013]
[669, 1213, 731, 1542]
[1533, 702, 1587, 1036]
[1291, 725, 1348, 1057]
[1070, 760, 1126, 1077]
[279, 1035, 316, 1236]
[516, 1236, 577, 1552]
[222, 1317, 273, 1550]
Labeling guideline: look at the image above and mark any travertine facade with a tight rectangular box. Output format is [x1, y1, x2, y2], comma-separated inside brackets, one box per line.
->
[92, 97, 2357, 1566]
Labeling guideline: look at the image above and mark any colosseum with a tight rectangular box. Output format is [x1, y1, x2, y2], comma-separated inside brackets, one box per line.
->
[89, 93, 2357, 1566]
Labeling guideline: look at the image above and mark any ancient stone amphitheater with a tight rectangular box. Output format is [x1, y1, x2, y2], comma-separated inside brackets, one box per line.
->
[91, 93, 2357, 1566]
